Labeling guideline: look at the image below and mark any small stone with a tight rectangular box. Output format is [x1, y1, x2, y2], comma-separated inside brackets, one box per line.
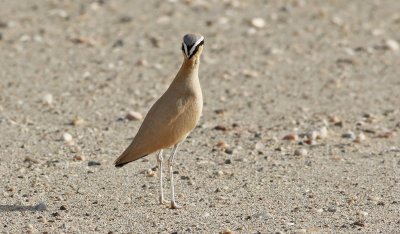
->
[378, 131, 396, 138]
[137, 59, 149, 66]
[334, 121, 344, 127]
[72, 117, 84, 126]
[306, 131, 317, 140]
[215, 170, 224, 177]
[251, 17, 266, 28]
[294, 229, 307, 234]
[224, 159, 232, 164]
[384, 39, 399, 51]
[255, 142, 265, 151]
[88, 161, 101, 166]
[317, 127, 328, 139]
[126, 111, 143, 121]
[224, 149, 233, 155]
[283, 134, 299, 141]
[120, 14, 133, 23]
[329, 116, 340, 123]
[368, 196, 379, 202]
[112, 39, 124, 47]
[63, 133, 73, 142]
[60, 205, 67, 210]
[304, 139, 316, 145]
[75, 155, 84, 161]
[328, 206, 338, 212]
[214, 125, 229, 131]
[43, 94, 53, 105]
[354, 133, 365, 143]
[348, 199, 355, 204]
[39, 217, 47, 223]
[356, 211, 368, 216]
[34, 203, 47, 211]
[220, 229, 231, 234]
[341, 132, 356, 139]
[294, 148, 307, 156]
[311, 208, 323, 213]
[352, 220, 366, 227]
[377, 201, 385, 206]
[8, 187, 15, 191]
[217, 141, 230, 149]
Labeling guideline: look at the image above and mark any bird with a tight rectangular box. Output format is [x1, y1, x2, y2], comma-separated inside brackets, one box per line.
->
[114, 34, 204, 209]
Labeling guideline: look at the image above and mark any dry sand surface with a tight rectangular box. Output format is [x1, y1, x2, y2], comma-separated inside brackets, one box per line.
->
[1, 0, 400, 233]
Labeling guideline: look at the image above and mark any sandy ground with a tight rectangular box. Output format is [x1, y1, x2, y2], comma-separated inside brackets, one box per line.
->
[1, 0, 400, 233]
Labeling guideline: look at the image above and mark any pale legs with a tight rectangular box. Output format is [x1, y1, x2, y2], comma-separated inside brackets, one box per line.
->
[168, 143, 182, 209]
[157, 150, 168, 204]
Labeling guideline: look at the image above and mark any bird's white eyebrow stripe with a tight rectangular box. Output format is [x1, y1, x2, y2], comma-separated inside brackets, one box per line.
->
[183, 43, 188, 57]
[188, 36, 204, 56]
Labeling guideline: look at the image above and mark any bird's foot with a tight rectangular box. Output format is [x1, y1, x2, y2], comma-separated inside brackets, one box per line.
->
[159, 196, 169, 205]
[170, 201, 184, 209]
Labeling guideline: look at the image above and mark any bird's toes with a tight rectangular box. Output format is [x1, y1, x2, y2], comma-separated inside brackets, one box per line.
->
[170, 201, 184, 209]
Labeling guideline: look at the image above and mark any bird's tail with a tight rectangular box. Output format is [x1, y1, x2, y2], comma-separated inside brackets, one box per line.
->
[114, 143, 149, 168]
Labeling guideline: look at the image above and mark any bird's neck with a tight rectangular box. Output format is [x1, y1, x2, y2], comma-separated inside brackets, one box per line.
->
[172, 57, 200, 84]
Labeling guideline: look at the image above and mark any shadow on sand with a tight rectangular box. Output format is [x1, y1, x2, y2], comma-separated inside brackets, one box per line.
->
[0, 205, 41, 212]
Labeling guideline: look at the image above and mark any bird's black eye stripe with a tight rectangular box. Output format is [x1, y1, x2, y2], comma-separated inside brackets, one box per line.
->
[188, 40, 204, 59]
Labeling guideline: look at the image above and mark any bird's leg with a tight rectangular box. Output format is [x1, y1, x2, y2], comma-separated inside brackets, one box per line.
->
[157, 150, 169, 204]
[168, 143, 183, 209]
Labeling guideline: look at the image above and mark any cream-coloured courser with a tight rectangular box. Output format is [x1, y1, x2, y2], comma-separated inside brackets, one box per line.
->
[115, 34, 204, 209]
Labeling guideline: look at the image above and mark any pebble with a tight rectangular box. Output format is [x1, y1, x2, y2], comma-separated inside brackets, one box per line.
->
[217, 141, 230, 149]
[34, 203, 47, 211]
[72, 117, 84, 126]
[384, 39, 399, 51]
[294, 229, 307, 234]
[255, 142, 265, 151]
[368, 196, 379, 202]
[329, 116, 340, 123]
[63, 133, 73, 142]
[220, 229, 232, 234]
[224, 149, 233, 155]
[60, 205, 67, 210]
[318, 127, 328, 139]
[39, 217, 47, 223]
[75, 155, 85, 161]
[283, 134, 299, 141]
[120, 14, 133, 23]
[43, 93, 53, 105]
[88, 161, 101, 166]
[126, 111, 143, 121]
[311, 207, 323, 213]
[304, 139, 316, 145]
[354, 133, 365, 143]
[215, 170, 224, 177]
[306, 131, 317, 140]
[348, 199, 355, 204]
[356, 211, 368, 216]
[341, 132, 356, 139]
[294, 148, 307, 156]
[327, 206, 338, 212]
[378, 131, 396, 138]
[8, 187, 15, 191]
[251, 17, 266, 28]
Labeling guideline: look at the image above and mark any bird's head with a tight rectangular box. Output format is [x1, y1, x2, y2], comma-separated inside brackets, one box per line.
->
[181, 34, 204, 61]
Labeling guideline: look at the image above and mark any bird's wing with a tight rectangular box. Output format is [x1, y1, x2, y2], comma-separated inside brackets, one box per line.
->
[115, 93, 192, 166]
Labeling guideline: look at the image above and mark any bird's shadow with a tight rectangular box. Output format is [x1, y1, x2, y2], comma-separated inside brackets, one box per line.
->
[0, 205, 39, 212]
